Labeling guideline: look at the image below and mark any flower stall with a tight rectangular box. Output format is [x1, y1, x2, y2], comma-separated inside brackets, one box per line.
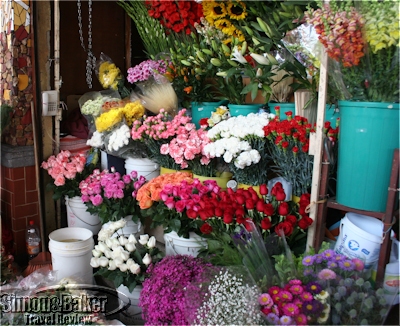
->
[13, 1, 396, 326]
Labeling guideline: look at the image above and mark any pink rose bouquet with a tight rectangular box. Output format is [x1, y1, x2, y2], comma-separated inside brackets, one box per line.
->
[41, 149, 98, 200]
[79, 168, 146, 224]
[131, 108, 194, 169]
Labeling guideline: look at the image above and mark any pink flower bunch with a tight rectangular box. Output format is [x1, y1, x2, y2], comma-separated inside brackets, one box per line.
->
[41, 150, 86, 186]
[160, 128, 212, 170]
[259, 279, 329, 325]
[79, 168, 147, 223]
[131, 109, 195, 169]
[127, 59, 169, 84]
[306, 5, 365, 67]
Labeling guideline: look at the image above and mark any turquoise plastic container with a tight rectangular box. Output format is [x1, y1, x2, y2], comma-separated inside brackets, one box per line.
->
[268, 102, 295, 120]
[229, 103, 263, 117]
[324, 104, 340, 126]
[336, 101, 399, 212]
[191, 101, 227, 128]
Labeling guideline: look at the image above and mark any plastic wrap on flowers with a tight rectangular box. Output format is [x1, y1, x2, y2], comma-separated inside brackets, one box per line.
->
[185, 265, 265, 326]
[132, 75, 178, 115]
[96, 52, 131, 98]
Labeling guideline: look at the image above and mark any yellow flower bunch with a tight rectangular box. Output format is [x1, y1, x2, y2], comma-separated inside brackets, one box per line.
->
[98, 61, 122, 90]
[95, 108, 124, 133]
[202, 0, 247, 42]
[362, 1, 399, 53]
[122, 101, 145, 126]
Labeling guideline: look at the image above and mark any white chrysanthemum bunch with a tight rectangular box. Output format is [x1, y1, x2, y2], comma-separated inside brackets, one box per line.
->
[86, 130, 104, 148]
[204, 112, 272, 169]
[193, 269, 263, 326]
[106, 124, 130, 152]
[81, 97, 104, 116]
[91, 219, 156, 275]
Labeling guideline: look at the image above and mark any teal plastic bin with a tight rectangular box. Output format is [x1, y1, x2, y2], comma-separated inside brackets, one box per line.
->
[228, 103, 263, 117]
[191, 101, 227, 128]
[336, 101, 399, 212]
[268, 102, 295, 120]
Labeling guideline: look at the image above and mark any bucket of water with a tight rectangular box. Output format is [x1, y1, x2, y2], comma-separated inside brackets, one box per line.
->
[48, 227, 94, 284]
[163, 231, 207, 257]
[125, 157, 160, 181]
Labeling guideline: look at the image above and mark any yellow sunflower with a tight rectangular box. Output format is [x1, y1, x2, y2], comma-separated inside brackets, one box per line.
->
[202, 0, 227, 25]
[214, 18, 236, 36]
[232, 29, 245, 42]
[226, 1, 247, 21]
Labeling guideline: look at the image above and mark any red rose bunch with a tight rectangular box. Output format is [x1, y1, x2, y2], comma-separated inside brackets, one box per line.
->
[145, 0, 203, 35]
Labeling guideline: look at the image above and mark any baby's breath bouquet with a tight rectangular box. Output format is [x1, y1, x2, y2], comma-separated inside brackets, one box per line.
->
[306, 0, 399, 102]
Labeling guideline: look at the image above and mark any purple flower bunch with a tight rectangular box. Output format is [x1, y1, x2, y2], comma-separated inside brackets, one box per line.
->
[259, 279, 330, 325]
[139, 255, 215, 326]
[127, 59, 169, 84]
[79, 168, 146, 224]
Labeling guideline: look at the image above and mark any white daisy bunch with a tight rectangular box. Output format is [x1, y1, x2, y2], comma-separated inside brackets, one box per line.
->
[193, 269, 264, 326]
[86, 130, 104, 148]
[106, 123, 130, 152]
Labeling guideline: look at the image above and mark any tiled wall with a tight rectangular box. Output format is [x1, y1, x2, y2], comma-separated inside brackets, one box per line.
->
[1, 145, 39, 256]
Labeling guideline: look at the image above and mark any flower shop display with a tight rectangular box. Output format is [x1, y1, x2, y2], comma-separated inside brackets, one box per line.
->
[131, 108, 194, 170]
[263, 114, 339, 197]
[306, 0, 400, 212]
[91, 219, 164, 291]
[203, 112, 273, 186]
[79, 168, 146, 225]
[139, 254, 216, 325]
[41, 149, 99, 200]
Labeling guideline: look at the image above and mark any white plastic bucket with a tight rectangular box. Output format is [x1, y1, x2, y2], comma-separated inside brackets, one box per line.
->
[65, 196, 101, 235]
[124, 157, 160, 181]
[48, 227, 94, 285]
[163, 231, 207, 257]
[334, 212, 389, 269]
[103, 216, 144, 238]
[100, 150, 108, 171]
[117, 284, 144, 325]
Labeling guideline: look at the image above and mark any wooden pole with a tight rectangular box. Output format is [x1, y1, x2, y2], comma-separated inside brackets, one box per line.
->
[306, 48, 329, 250]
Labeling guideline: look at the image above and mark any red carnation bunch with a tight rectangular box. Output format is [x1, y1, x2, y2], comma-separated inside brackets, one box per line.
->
[145, 0, 203, 35]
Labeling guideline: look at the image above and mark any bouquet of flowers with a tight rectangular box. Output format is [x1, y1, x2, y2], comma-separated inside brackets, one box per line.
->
[96, 52, 131, 99]
[41, 149, 99, 200]
[90, 219, 164, 292]
[79, 168, 146, 224]
[131, 108, 194, 169]
[306, 0, 399, 102]
[186, 266, 265, 326]
[139, 173, 221, 238]
[127, 59, 169, 84]
[199, 105, 231, 129]
[263, 113, 339, 196]
[139, 254, 215, 326]
[203, 112, 274, 186]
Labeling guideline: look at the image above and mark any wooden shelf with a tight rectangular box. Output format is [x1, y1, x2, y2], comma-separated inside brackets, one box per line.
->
[327, 199, 386, 220]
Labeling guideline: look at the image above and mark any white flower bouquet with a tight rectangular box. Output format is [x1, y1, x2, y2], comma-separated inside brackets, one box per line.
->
[203, 112, 274, 185]
[90, 219, 164, 292]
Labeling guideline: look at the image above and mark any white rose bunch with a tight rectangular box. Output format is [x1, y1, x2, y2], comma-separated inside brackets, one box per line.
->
[90, 219, 163, 291]
[86, 131, 105, 148]
[106, 124, 130, 152]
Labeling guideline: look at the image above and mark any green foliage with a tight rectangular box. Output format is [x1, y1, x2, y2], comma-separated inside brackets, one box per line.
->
[0, 104, 12, 135]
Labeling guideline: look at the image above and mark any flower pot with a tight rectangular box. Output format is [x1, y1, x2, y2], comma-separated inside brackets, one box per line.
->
[268, 102, 295, 121]
[228, 103, 263, 117]
[193, 172, 232, 190]
[117, 284, 144, 325]
[124, 157, 160, 181]
[163, 231, 207, 257]
[160, 166, 192, 175]
[336, 101, 399, 212]
[191, 101, 228, 128]
[65, 196, 101, 235]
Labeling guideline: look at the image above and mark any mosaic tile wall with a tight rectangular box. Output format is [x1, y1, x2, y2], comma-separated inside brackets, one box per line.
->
[1, 0, 34, 146]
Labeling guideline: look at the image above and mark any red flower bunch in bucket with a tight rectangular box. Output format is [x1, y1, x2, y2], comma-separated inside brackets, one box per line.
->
[145, 0, 203, 34]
